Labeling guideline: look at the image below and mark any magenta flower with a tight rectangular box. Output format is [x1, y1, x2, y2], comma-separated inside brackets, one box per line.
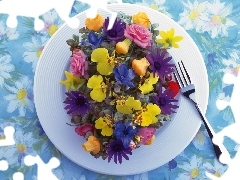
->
[70, 50, 88, 78]
[124, 24, 152, 48]
[136, 127, 156, 144]
[75, 123, 95, 137]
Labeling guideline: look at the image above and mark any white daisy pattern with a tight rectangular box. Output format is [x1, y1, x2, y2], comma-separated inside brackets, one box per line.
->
[219, 51, 240, 76]
[203, 159, 228, 178]
[178, 0, 206, 31]
[176, 155, 205, 180]
[41, 10, 63, 37]
[192, 127, 209, 150]
[0, 21, 19, 41]
[4, 76, 34, 117]
[22, 36, 48, 72]
[0, 55, 15, 87]
[136, 0, 172, 18]
[5, 129, 36, 166]
[201, 0, 236, 38]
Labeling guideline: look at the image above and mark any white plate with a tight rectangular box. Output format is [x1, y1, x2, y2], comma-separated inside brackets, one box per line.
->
[34, 3, 209, 176]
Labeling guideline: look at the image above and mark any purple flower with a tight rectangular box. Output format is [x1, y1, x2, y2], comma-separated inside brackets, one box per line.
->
[103, 17, 126, 42]
[168, 159, 177, 170]
[146, 48, 174, 81]
[153, 86, 178, 115]
[114, 121, 138, 148]
[106, 139, 132, 164]
[114, 64, 135, 88]
[64, 91, 90, 118]
[81, 31, 104, 49]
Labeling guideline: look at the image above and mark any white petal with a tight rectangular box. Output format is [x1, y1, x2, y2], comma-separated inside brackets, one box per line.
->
[26, 98, 34, 112]
[226, 19, 237, 27]
[1, 64, 15, 72]
[23, 51, 38, 63]
[220, 4, 232, 17]
[18, 105, 26, 117]
[185, 20, 194, 30]
[0, 71, 11, 79]
[0, 77, 4, 86]
[7, 99, 18, 113]
[4, 94, 16, 101]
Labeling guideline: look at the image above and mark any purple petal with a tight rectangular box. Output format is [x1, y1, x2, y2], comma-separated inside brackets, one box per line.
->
[114, 153, 118, 164]
[107, 151, 114, 163]
[118, 152, 122, 164]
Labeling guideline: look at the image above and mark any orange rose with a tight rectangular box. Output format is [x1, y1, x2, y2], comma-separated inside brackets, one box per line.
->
[85, 14, 104, 31]
[82, 135, 100, 154]
[132, 12, 150, 28]
[132, 58, 150, 76]
[145, 135, 155, 145]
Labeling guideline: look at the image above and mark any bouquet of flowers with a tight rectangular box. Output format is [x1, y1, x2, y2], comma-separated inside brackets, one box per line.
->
[60, 11, 183, 164]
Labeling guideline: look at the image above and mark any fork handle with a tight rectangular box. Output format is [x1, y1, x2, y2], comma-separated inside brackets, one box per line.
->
[194, 103, 229, 163]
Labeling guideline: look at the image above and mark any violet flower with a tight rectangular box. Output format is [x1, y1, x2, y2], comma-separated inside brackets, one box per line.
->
[103, 17, 126, 42]
[64, 91, 90, 118]
[146, 48, 175, 81]
[106, 139, 132, 164]
[153, 85, 178, 115]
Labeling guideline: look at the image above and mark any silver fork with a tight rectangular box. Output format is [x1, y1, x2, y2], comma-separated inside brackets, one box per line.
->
[173, 60, 229, 163]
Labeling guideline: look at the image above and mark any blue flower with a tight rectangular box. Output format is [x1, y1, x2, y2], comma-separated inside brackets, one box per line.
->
[81, 31, 104, 49]
[114, 121, 138, 148]
[113, 64, 135, 88]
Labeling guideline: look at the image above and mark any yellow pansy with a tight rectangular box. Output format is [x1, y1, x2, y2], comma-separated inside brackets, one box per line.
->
[87, 75, 106, 102]
[95, 116, 113, 136]
[139, 73, 159, 94]
[136, 104, 161, 126]
[116, 96, 141, 114]
[156, 28, 183, 48]
[59, 71, 85, 90]
[91, 48, 115, 75]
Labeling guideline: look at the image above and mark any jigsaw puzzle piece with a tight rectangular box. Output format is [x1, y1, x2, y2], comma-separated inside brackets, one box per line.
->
[24, 155, 60, 180]
[0, 160, 8, 171]
[0, 126, 15, 146]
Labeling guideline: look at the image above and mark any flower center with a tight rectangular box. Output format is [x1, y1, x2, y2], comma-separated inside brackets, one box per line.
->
[112, 143, 123, 152]
[48, 24, 58, 36]
[36, 46, 44, 58]
[108, 29, 117, 37]
[158, 97, 166, 106]
[189, 10, 199, 20]
[17, 89, 27, 100]
[154, 62, 161, 70]
[190, 168, 199, 178]
[212, 15, 222, 25]
[76, 96, 86, 107]
[214, 172, 221, 177]
[197, 133, 204, 142]
[123, 129, 129, 135]
[17, 143, 27, 154]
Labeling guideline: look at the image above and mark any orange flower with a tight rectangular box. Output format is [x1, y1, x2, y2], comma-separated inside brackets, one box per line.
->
[132, 12, 150, 28]
[145, 135, 155, 145]
[85, 14, 104, 31]
[82, 135, 100, 154]
[116, 39, 132, 54]
[132, 57, 150, 76]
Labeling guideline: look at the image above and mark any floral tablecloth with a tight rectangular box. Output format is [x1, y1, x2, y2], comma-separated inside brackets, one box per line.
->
[0, 0, 240, 179]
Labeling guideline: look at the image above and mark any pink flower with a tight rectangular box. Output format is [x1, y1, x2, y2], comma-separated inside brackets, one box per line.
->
[70, 50, 88, 78]
[75, 123, 95, 137]
[124, 24, 152, 48]
[137, 127, 156, 144]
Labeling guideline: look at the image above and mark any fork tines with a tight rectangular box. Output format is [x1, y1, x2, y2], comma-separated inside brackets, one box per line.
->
[173, 60, 191, 88]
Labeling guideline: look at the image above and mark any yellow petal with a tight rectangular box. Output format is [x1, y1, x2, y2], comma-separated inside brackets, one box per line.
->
[139, 83, 154, 94]
[173, 36, 183, 42]
[87, 75, 103, 89]
[90, 87, 106, 102]
[172, 42, 180, 48]
[97, 62, 114, 75]
[91, 48, 108, 63]
[147, 104, 161, 116]
[126, 97, 141, 111]
[141, 112, 153, 126]
[116, 103, 132, 114]
[101, 126, 113, 136]
[95, 117, 106, 129]
[148, 73, 159, 84]
[159, 31, 167, 39]
[167, 28, 174, 38]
